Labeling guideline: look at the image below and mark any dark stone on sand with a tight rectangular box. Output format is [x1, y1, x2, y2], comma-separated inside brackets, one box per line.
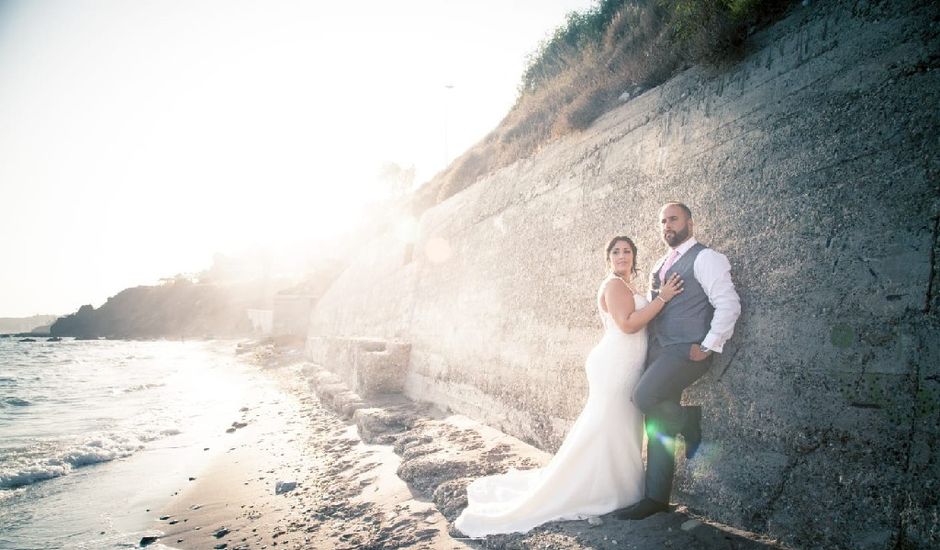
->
[225, 427, 236, 433]
[275, 480, 298, 494]
[231, 421, 247, 429]
[139, 536, 159, 547]
[159, 515, 170, 520]
[212, 527, 230, 538]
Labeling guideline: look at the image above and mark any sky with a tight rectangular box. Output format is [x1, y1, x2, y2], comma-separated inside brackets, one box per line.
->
[0, 0, 596, 318]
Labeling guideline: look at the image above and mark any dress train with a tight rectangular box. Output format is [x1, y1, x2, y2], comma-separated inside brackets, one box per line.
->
[454, 281, 648, 537]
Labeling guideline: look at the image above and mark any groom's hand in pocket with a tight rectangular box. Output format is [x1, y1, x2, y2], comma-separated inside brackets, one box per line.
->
[689, 345, 712, 362]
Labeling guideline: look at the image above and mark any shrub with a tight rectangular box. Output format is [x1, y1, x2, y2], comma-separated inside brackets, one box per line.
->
[521, 0, 631, 95]
[413, 0, 792, 210]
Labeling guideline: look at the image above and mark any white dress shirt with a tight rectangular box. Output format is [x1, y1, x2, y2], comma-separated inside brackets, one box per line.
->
[651, 238, 741, 353]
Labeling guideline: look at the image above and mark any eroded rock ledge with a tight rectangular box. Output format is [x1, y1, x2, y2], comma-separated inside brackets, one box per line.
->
[303, 361, 790, 549]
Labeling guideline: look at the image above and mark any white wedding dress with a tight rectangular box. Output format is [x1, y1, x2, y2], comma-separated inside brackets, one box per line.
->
[454, 277, 648, 537]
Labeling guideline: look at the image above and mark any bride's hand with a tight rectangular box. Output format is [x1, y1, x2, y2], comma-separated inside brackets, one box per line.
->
[658, 273, 684, 302]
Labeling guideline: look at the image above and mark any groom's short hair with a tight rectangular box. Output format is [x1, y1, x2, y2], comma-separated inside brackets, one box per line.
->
[662, 202, 692, 220]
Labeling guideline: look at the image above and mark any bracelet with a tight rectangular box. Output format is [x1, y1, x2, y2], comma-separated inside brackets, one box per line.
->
[657, 296, 668, 304]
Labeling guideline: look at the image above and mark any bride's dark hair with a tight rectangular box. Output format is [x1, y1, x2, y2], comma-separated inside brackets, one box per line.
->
[605, 236, 638, 278]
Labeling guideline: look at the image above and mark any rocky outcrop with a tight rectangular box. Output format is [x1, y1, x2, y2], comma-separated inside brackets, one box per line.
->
[307, 1, 939, 547]
[49, 281, 257, 339]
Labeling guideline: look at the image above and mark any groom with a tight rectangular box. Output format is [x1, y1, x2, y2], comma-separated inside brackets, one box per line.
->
[617, 202, 741, 520]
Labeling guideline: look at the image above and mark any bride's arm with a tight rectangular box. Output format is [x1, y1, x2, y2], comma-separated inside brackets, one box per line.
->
[604, 274, 683, 334]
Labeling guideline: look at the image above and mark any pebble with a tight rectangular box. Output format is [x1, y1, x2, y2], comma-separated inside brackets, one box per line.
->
[275, 480, 298, 494]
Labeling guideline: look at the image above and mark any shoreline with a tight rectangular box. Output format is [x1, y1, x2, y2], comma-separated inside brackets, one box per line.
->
[145, 346, 470, 550]
[142, 343, 788, 550]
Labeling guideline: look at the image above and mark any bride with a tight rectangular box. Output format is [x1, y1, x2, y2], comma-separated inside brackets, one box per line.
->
[454, 236, 684, 538]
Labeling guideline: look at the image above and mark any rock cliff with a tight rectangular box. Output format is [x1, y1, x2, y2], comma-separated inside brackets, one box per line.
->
[50, 281, 259, 339]
[308, 1, 939, 547]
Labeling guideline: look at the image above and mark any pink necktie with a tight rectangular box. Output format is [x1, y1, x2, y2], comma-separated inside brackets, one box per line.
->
[659, 250, 680, 285]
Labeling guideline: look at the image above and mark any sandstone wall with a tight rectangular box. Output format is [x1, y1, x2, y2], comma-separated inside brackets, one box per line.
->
[308, 1, 939, 547]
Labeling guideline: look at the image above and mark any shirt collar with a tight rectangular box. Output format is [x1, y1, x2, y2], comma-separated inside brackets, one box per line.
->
[671, 238, 698, 257]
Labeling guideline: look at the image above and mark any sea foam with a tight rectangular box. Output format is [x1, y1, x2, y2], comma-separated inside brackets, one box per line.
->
[0, 432, 148, 489]
[0, 339, 258, 549]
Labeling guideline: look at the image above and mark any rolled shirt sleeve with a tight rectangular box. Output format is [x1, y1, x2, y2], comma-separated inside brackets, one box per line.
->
[693, 249, 741, 353]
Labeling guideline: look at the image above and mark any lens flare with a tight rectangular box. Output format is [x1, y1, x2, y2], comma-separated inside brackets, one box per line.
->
[645, 420, 676, 451]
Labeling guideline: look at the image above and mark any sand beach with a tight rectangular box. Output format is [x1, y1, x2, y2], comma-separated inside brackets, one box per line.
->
[138, 342, 788, 550]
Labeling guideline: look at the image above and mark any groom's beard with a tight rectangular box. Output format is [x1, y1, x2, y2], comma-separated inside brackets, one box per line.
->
[664, 226, 690, 247]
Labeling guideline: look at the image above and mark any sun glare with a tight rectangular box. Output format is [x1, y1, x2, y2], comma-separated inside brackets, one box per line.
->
[0, 0, 597, 316]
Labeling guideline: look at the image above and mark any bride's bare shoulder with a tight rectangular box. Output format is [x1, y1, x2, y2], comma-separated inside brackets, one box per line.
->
[602, 275, 640, 294]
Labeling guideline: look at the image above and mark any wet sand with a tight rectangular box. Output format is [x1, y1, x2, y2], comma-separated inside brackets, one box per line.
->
[143, 344, 789, 550]
[144, 346, 469, 550]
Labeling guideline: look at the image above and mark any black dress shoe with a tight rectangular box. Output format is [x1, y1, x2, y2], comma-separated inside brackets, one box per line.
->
[614, 498, 669, 520]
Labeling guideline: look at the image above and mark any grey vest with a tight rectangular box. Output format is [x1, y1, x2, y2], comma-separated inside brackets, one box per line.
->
[650, 243, 713, 346]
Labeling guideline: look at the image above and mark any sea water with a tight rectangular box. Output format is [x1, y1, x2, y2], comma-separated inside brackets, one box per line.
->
[0, 338, 279, 549]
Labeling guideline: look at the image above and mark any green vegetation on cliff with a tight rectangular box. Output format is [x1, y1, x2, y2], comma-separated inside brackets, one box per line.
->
[416, 0, 791, 209]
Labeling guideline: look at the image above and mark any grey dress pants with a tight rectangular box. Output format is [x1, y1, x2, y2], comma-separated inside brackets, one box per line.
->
[632, 340, 712, 503]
